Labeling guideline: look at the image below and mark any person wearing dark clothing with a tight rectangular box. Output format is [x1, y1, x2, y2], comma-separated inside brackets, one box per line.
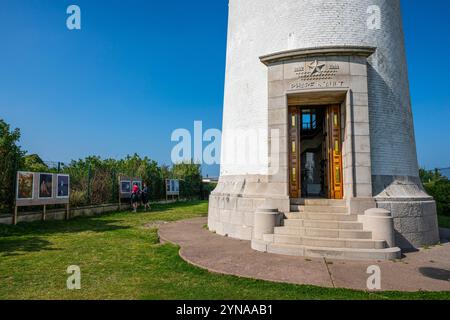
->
[141, 183, 151, 211]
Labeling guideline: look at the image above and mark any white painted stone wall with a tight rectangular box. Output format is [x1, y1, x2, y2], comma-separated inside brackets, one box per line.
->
[221, 0, 419, 178]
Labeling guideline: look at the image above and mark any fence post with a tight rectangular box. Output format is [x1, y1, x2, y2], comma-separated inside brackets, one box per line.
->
[87, 163, 92, 205]
[12, 163, 19, 225]
[111, 169, 116, 205]
[13, 205, 18, 225]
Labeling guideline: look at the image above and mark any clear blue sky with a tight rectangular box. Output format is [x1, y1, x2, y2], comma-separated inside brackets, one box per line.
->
[1, 0, 449, 177]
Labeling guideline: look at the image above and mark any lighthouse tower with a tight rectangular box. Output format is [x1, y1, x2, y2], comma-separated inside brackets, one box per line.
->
[208, 0, 439, 259]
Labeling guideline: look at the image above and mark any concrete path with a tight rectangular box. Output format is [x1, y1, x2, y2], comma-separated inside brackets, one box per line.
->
[158, 217, 450, 292]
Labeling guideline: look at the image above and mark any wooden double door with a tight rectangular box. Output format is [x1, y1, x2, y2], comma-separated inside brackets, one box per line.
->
[288, 104, 343, 199]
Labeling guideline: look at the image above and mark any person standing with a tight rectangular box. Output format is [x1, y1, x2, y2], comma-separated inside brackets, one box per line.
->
[141, 183, 151, 211]
[131, 183, 140, 213]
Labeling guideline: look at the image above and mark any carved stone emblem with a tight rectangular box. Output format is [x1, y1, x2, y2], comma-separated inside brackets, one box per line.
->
[308, 60, 326, 76]
[294, 60, 340, 81]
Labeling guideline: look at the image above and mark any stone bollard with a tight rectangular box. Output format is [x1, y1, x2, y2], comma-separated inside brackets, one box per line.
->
[253, 205, 279, 240]
[363, 208, 396, 248]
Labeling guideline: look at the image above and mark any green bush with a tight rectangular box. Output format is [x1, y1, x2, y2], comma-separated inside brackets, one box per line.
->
[70, 190, 88, 208]
[420, 168, 450, 217]
[0, 119, 25, 213]
[171, 162, 203, 200]
[22, 154, 50, 172]
[424, 180, 450, 216]
[201, 182, 217, 200]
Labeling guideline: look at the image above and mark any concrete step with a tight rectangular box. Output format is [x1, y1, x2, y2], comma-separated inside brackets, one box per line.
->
[274, 226, 372, 239]
[252, 239, 401, 261]
[272, 234, 387, 249]
[290, 199, 346, 206]
[263, 233, 275, 242]
[297, 205, 349, 213]
[284, 218, 363, 230]
[288, 213, 358, 221]
[301, 246, 401, 261]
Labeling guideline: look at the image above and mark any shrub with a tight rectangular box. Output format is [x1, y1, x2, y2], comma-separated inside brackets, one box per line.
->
[70, 190, 88, 208]
[171, 162, 202, 200]
[424, 180, 450, 216]
[0, 119, 25, 212]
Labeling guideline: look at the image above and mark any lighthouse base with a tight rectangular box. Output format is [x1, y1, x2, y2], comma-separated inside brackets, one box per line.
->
[373, 175, 440, 250]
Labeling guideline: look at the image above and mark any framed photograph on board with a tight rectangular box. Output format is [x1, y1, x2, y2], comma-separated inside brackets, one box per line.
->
[16, 172, 34, 200]
[38, 173, 53, 199]
[120, 180, 131, 194]
[166, 179, 180, 196]
[57, 174, 70, 199]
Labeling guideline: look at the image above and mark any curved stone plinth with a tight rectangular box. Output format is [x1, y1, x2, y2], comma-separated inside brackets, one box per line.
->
[361, 208, 396, 248]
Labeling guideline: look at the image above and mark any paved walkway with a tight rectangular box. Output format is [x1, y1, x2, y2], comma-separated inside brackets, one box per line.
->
[158, 217, 450, 292]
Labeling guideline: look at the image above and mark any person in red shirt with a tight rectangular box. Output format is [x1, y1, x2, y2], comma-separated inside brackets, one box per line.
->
[131, 183, 140, 213]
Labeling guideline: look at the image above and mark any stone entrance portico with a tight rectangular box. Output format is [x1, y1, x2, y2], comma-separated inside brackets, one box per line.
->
[263, 46, 377, 216]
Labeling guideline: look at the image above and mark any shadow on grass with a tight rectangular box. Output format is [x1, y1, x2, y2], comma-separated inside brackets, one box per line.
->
[0, 237, 58, 257]
[0, 201, 206, 239]
[0, 218, 131, 238]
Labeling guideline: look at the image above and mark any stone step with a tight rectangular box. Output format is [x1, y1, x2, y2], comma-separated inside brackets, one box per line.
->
[274, 226, 372, 239]
[290, 199, 347, 206]
[272, 234, 387, 249]
[283, 218, 364, 230]
[252, 239, 401, 261]
[287, 213, 358, 221]
[297, 205, 349, 213]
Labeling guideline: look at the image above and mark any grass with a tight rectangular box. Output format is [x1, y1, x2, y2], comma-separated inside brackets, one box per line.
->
[0, 201, 449, 300]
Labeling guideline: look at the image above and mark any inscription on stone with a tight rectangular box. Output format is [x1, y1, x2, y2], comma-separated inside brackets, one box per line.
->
[290, 80, 346, 90]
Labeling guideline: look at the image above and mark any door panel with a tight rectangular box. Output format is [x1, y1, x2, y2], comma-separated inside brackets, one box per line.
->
[327, 105, 343, 199]
[289, 107, 300, 198]
[289, 104, 343, 200]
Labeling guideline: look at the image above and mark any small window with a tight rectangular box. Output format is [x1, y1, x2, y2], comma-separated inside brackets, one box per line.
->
[302, 110, 317, 131]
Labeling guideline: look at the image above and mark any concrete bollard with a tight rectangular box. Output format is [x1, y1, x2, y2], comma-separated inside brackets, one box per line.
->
[253, 205, 279, 240]
[363, 208, 396, 248]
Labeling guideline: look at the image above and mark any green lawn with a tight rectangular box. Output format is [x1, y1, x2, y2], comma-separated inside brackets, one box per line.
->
[0, 201, 449, 300]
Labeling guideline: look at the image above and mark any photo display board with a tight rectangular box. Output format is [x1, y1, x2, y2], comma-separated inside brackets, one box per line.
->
[166, 179, 180, 196]
[119, 176, 142, 199]
[16, 172, 70, 207]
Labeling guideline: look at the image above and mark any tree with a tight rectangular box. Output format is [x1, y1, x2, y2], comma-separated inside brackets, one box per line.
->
[22, 154, 49, 172]
[0, 119, 25, 212]
[420, 168, 445, 184]
[420, 168, 450, 217]
[424, 180, 450, 216]
[171, 162, 203, 200]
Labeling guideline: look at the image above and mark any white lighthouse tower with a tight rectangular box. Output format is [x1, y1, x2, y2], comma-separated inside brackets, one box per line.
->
[208, 0, 440, 260]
